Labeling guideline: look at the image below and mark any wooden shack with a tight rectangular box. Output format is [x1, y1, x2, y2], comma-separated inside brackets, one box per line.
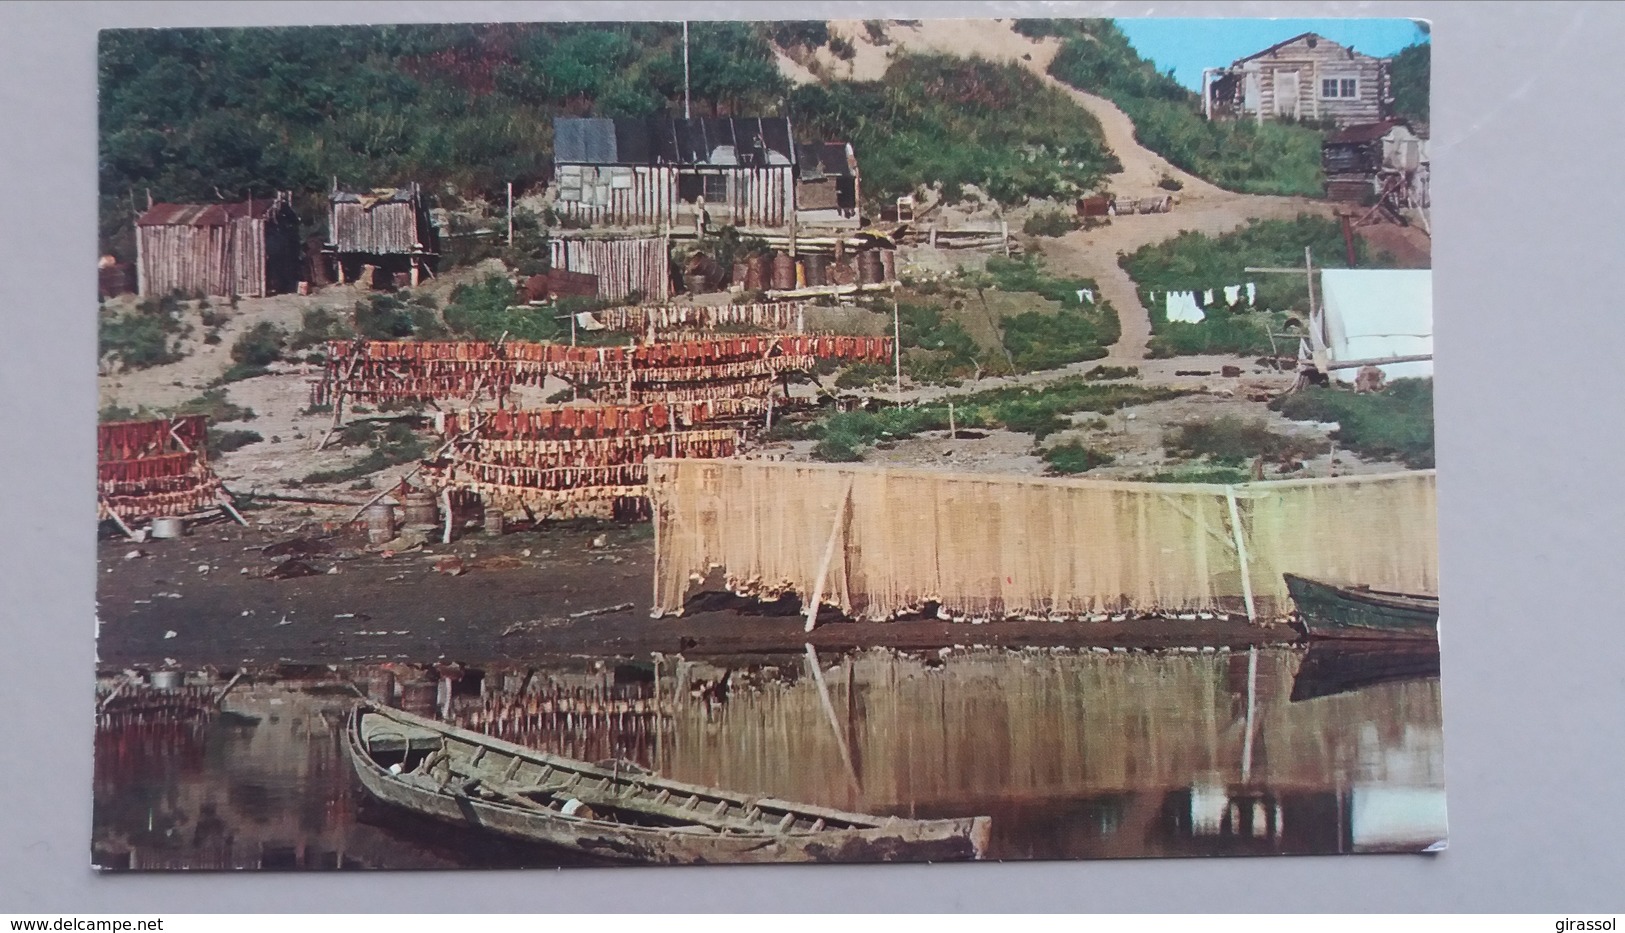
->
[326, 184, 439, 286]
[1322, 120, 1430, 204]
[134, 194, 300, 299]
[793, 141, 861, 228]
[552, 117, 797, 230]
[1203, 33, 1392, 128]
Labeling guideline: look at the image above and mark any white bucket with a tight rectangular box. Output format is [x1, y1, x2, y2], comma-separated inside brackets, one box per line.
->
[150, 517, 186, 539]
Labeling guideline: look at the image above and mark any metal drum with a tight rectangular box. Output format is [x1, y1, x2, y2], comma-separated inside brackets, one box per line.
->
[771, 253, 796, 290]
[880, 248, 896, 283]
[150, 517, 186, 539]
[483, 507, 506, 537]
[731, 262, 749, 289]
[805, 254, 828, 287]
[746, 254, 771, 291]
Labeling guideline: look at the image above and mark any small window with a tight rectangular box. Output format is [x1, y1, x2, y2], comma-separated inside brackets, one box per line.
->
[1322, 77, 1359, 99]
[703, 174, 727, 203]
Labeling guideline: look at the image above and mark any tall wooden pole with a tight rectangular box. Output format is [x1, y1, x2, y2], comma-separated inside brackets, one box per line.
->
[892, 293, 903, 396]
[682, 22, 692, 119]
[506, 182, 514, 247]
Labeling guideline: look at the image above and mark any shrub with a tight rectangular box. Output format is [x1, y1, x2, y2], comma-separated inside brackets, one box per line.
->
[1000, 303, 1118, 371]
[834, 361, 891, 389]
[218, 363, 272, 384]
[354, 292, 446, 341]
[1165, 416, 1322, 465]
[828, 35, 856, 61]
[99, 296, 186, 370]
[443, 274, 570, 342]
[290, 306, 354, 351]
[1157, 174, 1183, 191]
[230, 322, 287, 367]
[1041, 441, 1115, 474]
[1270, 378, 1434, 468]
[1022, 209, 1076, 238]
[169, 389, 254, 423]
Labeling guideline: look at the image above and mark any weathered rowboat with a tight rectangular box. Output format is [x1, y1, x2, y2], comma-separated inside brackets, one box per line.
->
[1283, 573, 1439, 643]
[346, 702, 992, 864]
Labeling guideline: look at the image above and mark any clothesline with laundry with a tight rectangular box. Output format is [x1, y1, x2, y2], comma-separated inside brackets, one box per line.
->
[1147, 283, 1260, 324]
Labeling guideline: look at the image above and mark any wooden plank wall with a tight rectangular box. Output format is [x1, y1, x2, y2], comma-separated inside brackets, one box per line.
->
[553, 165, 796, 229]
[229, 218, 267, 298]
[1249, 37, 1387, 127]
[331, 201, 420, 254]
[136, 225, 233, 298]
[549, 236, 670, 302]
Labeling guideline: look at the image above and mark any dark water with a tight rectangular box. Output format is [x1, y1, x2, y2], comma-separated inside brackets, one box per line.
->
[92, 644, 1447, 870]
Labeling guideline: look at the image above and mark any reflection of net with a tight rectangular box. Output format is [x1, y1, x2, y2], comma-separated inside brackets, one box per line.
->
[650, 461, 1438, 621]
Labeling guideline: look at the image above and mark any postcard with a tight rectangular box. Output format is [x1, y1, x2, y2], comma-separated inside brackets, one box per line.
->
[94, 16, 1441, 870]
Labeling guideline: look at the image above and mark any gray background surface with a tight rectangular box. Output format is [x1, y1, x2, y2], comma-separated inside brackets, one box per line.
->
[2, 0, 1620, 912]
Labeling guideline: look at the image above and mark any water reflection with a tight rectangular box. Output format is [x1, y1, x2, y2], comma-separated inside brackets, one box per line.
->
[93, 646, 1446, 869]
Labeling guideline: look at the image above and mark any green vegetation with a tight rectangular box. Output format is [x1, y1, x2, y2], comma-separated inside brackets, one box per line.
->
[98, 23, 789, 256]
[834, 361, 892, 389]
[898, 302, 995, 383]
[1040, 440, 1115, 475]
[354, 292, 447, 341]
[301, 421, 428, 485]
[1018, 19, 1326, 196]
[207, 428, 263, 454]
[1271, 378, 1434, 468]
[1000, 303, 1118, 371]
[803, 377, 1183, 461]
[290, 306, 355, 351]
[1132, 465, 1251, 485]
[789, 52, 1120, 208]
[1165, 416, 1322, 465]
[99, 294, 186, 370]
[1122, 215, 1384, 358]
[1390, 43, 1430, 124]
[169, 389, 254, 423]
[1022, 209, 1078, 237]
[440, 273, 599, 342]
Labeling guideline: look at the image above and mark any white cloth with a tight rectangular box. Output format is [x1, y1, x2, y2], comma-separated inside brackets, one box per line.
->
[1077, 288, 1095, 304]
[1246, 282, 1257, 305]
[1318, 269, 1433, 383]
[1203, 289, 1215, 305]
[1224, 285, 1241, 305]
[575, 311, 606, 331]
[1165, 291, 1205, 323]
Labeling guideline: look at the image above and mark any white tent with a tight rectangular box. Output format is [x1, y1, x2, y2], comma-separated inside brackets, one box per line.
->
[1318, 269, 1433, 383]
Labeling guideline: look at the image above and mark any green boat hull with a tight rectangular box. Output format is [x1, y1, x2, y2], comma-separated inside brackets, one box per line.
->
[1283, 573, 1439, 643]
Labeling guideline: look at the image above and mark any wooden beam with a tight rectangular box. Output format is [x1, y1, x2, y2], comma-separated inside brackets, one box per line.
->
[1224, 485, 1258, 623]
[803, 480, 854, 634]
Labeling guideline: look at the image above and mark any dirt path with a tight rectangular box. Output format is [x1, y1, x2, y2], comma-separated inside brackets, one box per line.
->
[775, 20, 1337, 362]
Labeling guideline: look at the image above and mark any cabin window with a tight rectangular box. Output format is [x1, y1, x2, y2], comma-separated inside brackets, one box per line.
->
[1321, 77, 1359, 99]
[678, 172, 728, 204]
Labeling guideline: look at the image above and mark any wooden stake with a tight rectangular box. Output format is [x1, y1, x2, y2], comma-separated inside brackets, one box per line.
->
[101, 499, 139, 541]
[218, 497, 249, 527]
[1224, 485, 1257, 623]
[441, 489, 454, 544]
[803, 481, 853, 633]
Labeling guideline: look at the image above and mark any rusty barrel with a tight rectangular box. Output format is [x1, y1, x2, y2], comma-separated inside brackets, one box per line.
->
[732, 262, 749, 289]
[401, 491, 437, 527]
[685, 274, 709, 295]
[856, 251, 882, 285]
[880, 249, 896, 282]
[745, 254, 770, 291]
[771, 253, 796, 291]
[363, 504, 396, 545]
[805, 254, 828, 287]
[483, 507, 506, 537]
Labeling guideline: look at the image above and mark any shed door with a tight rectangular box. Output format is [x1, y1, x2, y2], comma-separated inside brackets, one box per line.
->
[1274, 70, 1301, 118]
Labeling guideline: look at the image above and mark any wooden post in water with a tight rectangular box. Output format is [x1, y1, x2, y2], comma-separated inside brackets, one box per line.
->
[1241, 645, 1258, 782]
[803, 481, 853, 633]
[1224, 485, 1257, 623]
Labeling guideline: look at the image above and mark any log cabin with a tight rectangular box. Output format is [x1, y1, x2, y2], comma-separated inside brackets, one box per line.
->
[1203, 33, 1392, 128]
[1321, 119, 1430, 206]
[134, 194, 300, 299]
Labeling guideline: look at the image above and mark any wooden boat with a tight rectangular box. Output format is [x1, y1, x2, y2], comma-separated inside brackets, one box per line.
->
[1283, 573, 1439, 643]
[1290, 641, 1442, 702]
[346, 702, 991, 865]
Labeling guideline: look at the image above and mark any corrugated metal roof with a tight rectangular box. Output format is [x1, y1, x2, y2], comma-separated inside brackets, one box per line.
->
[135, 198, 284, 227]
[555, 116, 795, 167]
[553, 117, 618, 165]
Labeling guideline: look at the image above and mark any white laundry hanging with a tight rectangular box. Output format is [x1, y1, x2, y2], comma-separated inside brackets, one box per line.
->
[1078, 288, 1095, 304]
[1224, 285, 1241, 305]
[1203, 289, 1215, 305]
[1246, 282, 1257, 306]
[1165, 291, 1205, 323]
